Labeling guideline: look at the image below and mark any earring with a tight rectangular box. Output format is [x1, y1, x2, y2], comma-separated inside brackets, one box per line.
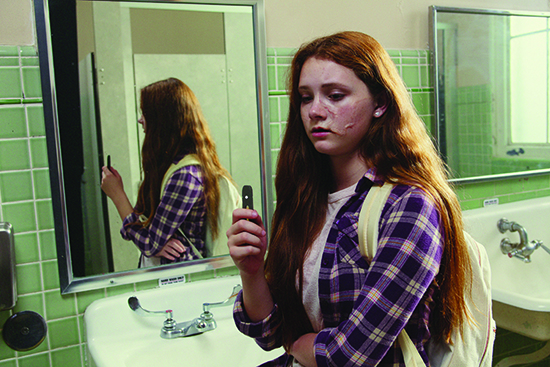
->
[374, 111, 381, 117]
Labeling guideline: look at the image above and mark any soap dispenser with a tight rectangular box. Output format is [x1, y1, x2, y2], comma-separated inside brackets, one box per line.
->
[0, 222, 16, 310]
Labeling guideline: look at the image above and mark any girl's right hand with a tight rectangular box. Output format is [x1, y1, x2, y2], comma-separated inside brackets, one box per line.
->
[100, 166, 133, 221]
[228, 209, 274, 323]
[101, 166, 124, 200]
[227, 208, 267, 276]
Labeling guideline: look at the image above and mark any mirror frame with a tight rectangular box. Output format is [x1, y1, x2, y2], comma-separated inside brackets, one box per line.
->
[430, 5, 550, 184]
[34, 0, 271, 293]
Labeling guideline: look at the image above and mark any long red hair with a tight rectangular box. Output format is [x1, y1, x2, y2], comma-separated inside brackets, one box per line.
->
[266, 32, 471, 349]
[133, 78, 228, 240]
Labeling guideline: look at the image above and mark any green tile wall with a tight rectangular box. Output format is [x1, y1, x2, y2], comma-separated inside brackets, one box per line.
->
[454, 84, 494, 178]
[449, 84, 550, 181]
[1, 44, 550, 366]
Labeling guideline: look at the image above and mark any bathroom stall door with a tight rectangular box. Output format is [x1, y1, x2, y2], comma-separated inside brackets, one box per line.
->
[92, 1, 142, 272]
[79, 53, 113, 276]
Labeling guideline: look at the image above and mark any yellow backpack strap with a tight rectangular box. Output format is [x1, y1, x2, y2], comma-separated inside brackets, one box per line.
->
[358, 182, 426, 366]
[357, 182, 394, 261]
[160, 154, 200, 195]
[140, 156, 199, 224]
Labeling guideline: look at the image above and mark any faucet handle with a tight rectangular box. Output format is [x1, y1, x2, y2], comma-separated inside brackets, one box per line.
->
[229, 284, 243, 299]
[128, 296, 173, 320]
[538, 241, 550, 256]
[202, 284, 242, 313]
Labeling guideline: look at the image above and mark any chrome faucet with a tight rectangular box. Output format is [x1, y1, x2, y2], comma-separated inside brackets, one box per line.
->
[497, 218, 548, 263]
[128, 284, 242, 339]
[203, 284, 242, 313]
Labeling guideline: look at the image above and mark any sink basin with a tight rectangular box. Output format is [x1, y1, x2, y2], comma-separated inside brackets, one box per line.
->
[84, 275, 282, 367]
[463, 196, 550, 340]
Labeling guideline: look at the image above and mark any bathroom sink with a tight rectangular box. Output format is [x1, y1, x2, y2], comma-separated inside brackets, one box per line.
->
[463, 196, 550, 340]
[84, 275, 282, 367]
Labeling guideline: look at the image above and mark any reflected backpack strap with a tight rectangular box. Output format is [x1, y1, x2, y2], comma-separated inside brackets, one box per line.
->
[160, 154, 200, 195]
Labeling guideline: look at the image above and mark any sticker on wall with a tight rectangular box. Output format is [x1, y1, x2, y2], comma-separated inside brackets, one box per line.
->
[159, 275, 186, 287]
[483, 198, 499, 207]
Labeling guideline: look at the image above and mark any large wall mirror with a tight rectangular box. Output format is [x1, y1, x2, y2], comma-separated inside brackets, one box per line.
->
[430, 6, 550, 183]
[34, 0, 271, 293]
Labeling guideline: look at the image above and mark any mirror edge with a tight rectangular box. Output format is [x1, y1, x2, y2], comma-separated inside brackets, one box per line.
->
[35, 0, 74, 292]
[430, 5, 550, 185]
[64, 256, 236, 293]
[34, 0, 271, 294]
[448, 168, 550, 184]
[250, 0, 274, 238]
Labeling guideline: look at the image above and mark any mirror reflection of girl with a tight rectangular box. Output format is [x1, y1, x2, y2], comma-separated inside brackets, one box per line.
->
[101, 77, 229, 266]
[227, 32, 472, 366]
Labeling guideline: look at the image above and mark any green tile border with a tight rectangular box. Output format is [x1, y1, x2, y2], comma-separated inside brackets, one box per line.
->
[268, 91, 288, 96]
[0, 99, 43, 106]
[0, 46, 19, 57]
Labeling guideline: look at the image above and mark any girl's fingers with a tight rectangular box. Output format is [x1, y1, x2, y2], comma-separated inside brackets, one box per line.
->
[227, 216, 266, 241]
[108, 166, 119, 176]
[229, 244, 261, 258]
[227, 229, 265, 266]
[157, 239, 187, 260]
[232, 208, 263, 226]
[166, 246, 179, 256]
[163, 253, 176, 261]
[227, 209, 267, 274]
[167, 239, 185, 252]
[227, 230, 263, 252]
[157, 247, 176, 260]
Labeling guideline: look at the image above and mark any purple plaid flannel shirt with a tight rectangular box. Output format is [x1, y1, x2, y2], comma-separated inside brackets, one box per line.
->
[233, 169, 444, 366]
[121, 157, 206, 264]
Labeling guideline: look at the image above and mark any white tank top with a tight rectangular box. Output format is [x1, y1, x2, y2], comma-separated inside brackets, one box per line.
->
[300, 184, 357, 332]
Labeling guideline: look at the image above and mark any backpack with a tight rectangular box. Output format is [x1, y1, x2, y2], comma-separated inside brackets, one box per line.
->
[160, 154, 241, 258]
[357, 182, 496, 367]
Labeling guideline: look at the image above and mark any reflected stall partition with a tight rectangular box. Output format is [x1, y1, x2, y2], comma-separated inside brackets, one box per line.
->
[34, 0, 271, 294]
[430, 6, 550, 184]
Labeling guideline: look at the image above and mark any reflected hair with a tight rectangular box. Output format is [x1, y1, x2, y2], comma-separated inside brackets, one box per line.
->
[133, 77, 228, 240]
[266, 31, 472, 349]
